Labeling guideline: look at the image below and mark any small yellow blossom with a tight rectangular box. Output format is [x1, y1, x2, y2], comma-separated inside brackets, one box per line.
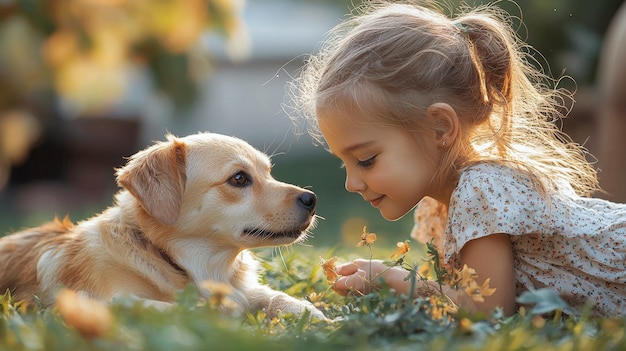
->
[458, 317, 473, 332]
[417, 262, 431, 280]
[56, 289, 113, 339]
[320, 256, 339, 284]
[201, 280, 236, 309]
[390, 241, 410, 259]
[309, 292, 329, 309]
[427, 295, 457, 320]
[429, 297, 445, 320]
[532, 315, 546, 329]
[464, 278, 496, 303]
[457, 264, 478, 288]
[356, 226, 377, 247]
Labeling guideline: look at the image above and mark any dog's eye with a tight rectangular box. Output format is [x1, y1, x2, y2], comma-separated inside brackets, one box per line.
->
[228, 171, 251, 187]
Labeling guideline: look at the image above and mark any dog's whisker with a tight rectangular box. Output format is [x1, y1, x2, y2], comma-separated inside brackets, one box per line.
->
[277, 247, 289, 271]
[296, 241, 313, 248]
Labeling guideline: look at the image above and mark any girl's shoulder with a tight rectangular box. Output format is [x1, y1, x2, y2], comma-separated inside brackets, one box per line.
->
[444, 162, 548, 263]
[457, 162, 536, 192]
[451, 161, 548, 215]
[461, 161, 522, 176]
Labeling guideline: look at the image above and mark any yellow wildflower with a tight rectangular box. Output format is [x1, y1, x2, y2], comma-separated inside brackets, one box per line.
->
[464, 278, 496, 303]
[201, 280, 236, 309]
[320, 256, 339, 284]
[309, 292, 329, 309]
[427, 295, 456, 320]
[429, 297, 445, 320]
[532, 315, 546, 329]
[56, 289, 113, 339]
[356, 226, 377, 247]
[390, 241, 410, 259]
[458, 317, 473, 332]
[457, 264, 478, 288]
[417, 262, 431, 279]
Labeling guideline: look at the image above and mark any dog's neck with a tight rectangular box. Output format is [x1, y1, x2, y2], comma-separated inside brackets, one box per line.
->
[168, 239, 257, 311]
[129, 226, 188, 278]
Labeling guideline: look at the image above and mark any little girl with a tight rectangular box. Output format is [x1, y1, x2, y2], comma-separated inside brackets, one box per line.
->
[289, 1, 626, 317]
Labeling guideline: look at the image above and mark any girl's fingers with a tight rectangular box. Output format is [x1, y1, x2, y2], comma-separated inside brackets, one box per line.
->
[332, 269, 369, 295]
[335, 261, 360, 275]
[331, 277, 350, 295]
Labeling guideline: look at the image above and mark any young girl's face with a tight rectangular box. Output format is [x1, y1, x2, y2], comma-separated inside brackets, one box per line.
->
[317, 105, 442, 221]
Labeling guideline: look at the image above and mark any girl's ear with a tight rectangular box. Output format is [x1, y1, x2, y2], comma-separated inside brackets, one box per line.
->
[426, 103, 459, 148]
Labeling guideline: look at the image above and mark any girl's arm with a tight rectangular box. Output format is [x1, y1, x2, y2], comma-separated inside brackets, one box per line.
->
[333, 233, 516, 315]
[460, 233, 516, 315]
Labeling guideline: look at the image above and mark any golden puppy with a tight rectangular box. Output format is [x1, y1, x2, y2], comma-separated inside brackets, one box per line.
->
[0, 132, 324, 319]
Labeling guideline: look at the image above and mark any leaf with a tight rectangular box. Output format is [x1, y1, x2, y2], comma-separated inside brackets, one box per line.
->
[284, 281, 309, 296]
[295, 308, 311, 333]
[516, 288, 575, 315]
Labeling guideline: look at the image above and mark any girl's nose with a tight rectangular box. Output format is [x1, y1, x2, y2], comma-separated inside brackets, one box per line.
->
[345, 171, 366, 193]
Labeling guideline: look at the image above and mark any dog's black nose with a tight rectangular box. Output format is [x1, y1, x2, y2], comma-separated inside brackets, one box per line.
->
[297, 191, 317, 213]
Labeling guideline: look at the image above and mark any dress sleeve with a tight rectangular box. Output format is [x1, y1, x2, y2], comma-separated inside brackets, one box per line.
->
[443, 164, 547, 264]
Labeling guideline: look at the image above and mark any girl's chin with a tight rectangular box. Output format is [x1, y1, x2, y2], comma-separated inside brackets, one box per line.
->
[379, 206, 416, 221]
[378, 210, 405, 221]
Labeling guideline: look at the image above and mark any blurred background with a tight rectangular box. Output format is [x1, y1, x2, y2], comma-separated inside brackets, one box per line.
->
[0, 0, 624, 250]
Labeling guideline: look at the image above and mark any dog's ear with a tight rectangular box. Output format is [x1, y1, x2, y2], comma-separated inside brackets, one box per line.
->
[116, 137, 187, 225]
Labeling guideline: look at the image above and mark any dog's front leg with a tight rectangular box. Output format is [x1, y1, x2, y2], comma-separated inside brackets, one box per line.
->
[265, 291, 327, 321]
[111, 294, 173, 310]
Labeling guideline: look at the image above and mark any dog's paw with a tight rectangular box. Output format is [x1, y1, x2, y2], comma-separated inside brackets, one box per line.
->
[112, 295, 173, 311]
[266, 293, 328, 321]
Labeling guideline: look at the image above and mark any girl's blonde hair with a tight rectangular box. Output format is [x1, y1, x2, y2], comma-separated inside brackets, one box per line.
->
[288, 1, 598, 196]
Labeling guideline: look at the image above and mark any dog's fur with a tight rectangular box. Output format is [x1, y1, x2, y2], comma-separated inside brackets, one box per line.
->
[0, 132, 324, 319]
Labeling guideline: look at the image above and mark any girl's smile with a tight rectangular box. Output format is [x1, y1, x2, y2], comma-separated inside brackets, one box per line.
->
[368, 195, 384, 208]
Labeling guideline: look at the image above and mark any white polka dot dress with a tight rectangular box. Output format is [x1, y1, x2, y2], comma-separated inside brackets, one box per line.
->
[444, 163, 626, 316]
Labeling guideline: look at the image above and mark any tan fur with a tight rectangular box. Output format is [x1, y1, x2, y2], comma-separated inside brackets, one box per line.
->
[0, 132, 324, 319]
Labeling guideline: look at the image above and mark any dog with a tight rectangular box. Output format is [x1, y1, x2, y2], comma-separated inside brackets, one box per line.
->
[0, 132, 325, 319]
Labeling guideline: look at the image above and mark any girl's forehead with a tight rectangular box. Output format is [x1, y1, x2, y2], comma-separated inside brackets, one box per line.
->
[316, 96, 385, 126]
[317, 109, 375, 139]
[318, 105, 400, 142]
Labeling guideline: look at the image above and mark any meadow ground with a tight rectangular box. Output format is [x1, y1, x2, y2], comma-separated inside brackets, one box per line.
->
[1, 239, 625, 351]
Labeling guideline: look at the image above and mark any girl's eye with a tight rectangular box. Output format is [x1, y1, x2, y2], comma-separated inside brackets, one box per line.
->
[357, 156, 376, 168]
[228, 171, 251, 187]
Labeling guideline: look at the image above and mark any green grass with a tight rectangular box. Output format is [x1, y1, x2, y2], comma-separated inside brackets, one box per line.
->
[1, 244, 626, 351]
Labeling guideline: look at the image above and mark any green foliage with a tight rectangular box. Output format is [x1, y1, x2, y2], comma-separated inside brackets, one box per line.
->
[1, 247, 626, 351]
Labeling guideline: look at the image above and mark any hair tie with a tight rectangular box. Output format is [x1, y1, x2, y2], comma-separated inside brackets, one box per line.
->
[454, 21, 470, 34]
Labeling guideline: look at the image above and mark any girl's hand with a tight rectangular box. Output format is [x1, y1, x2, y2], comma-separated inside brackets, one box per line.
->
[332, 259, 402, 295]
[333, 259, 441, 297]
